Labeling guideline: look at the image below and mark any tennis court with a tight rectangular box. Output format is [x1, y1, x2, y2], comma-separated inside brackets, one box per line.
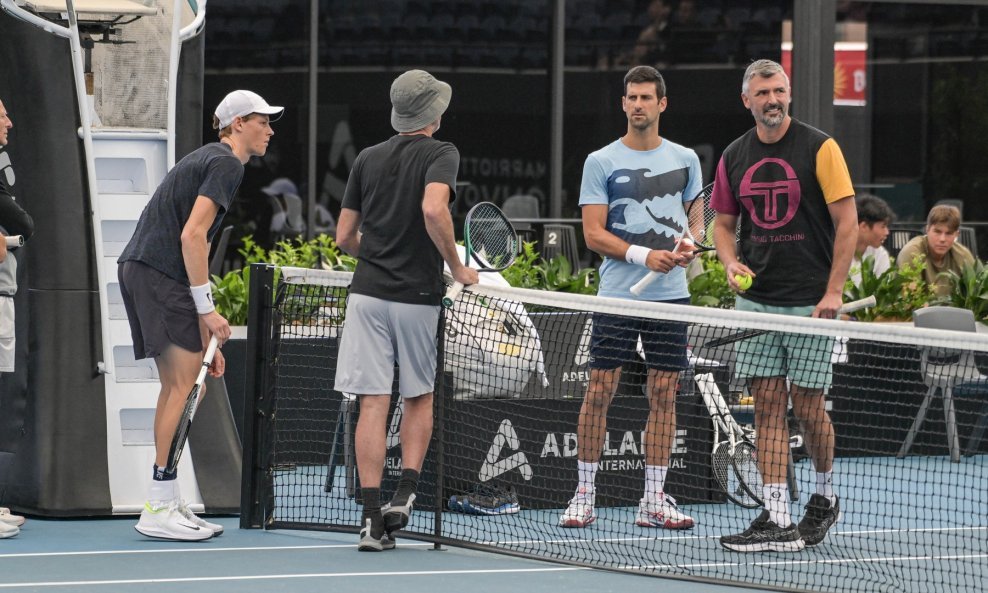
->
[0, 517, 764, 593]
[229, 266, 988, 593]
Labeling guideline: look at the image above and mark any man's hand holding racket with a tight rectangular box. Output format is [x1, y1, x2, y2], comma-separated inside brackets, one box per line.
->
[443, 201, 518, 307]
[449, 263, 479, 294]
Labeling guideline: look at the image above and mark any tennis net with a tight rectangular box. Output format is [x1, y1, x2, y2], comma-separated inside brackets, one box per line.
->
[240, 264, 988, 593]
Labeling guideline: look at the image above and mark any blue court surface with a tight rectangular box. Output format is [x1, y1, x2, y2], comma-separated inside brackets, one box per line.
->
[0, 517, 766, 593]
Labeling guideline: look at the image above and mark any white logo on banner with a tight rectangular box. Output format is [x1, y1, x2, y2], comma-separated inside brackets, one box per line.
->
[386, 399, 403, 450]
[479, 419, 533, 482]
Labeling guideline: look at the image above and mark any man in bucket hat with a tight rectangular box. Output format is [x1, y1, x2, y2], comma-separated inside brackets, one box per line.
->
[334, 70, 477, 551]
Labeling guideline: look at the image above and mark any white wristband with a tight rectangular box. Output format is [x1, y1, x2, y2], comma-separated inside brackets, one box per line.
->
[625, 245, 651, 266]
[190, 283, 215, 315]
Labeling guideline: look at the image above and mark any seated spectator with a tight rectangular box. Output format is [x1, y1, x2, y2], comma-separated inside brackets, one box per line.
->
[896, 203, 974, 297]
[849, 193, 894, 286]
[618, 0, 673, 66]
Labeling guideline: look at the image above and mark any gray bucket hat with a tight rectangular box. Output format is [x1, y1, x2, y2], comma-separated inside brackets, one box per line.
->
[390, 70, 452, 133]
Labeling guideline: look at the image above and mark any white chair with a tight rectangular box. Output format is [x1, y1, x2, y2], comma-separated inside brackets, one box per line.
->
[898, 307, 987, 462]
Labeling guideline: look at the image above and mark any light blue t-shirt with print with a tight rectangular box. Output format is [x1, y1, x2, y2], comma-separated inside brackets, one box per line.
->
[579, 138, 703, 301]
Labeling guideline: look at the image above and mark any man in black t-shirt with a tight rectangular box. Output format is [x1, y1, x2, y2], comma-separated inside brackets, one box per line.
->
[334, 70, 477, 552]
[118, 90, 283, 541]
[711, 60, 857, 553]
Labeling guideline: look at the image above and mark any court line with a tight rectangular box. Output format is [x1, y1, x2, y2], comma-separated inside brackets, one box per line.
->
[484, 524, 988, 546]
[0, 567, 587, 589]
[0, 542, 433, 559]
[627, 552, 988, 571]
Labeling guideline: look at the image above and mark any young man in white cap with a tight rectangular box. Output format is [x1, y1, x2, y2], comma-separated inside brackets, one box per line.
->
[118, 90, 283, 541]
[335, 70, 477, 551]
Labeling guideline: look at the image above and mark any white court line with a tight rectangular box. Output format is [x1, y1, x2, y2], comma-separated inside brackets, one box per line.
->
[0, 542, 433, 559]
[488, 524, 988, 546]
[0, 567, 586, 589]
[628, 552, 988, 571]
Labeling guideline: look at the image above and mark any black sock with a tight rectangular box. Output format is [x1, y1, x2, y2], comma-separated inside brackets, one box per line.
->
[361, 487, 383, 536]
[361, 487, 382, 519]
[153, 464, 177, 481]
[395, 469, 420, 503]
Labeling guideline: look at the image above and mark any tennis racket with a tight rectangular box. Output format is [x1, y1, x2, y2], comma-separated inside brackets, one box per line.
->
[703, 295, 877, 349]
[164, 336, 220, 474]
[696, 372, 763, 508]
[442, 201, 519, 308]
[630, 183, 715, 296]
[4, 235, 23, 248]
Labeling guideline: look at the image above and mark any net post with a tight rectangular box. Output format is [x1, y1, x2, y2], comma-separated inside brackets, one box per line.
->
[239, 263, 277, 529]
[432, 305, 447, 550]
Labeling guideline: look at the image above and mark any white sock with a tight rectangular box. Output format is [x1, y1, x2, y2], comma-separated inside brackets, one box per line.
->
[171, 479, 182, 502]
[148, 479, 173, 504]
[816, 471, 835, 503]
[577, 460, 598, 494]
[763, 483, 791, 527]
[644, 465, 668, 501]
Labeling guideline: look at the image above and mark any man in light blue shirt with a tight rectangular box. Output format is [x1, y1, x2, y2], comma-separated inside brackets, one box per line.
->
[559, 66, 702, 530]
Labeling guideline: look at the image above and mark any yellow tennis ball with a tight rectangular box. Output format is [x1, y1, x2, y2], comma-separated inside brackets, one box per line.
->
[734, 273, 752, 291]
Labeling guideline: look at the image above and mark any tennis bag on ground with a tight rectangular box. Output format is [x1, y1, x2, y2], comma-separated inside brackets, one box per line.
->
[444, 291, 539, 400]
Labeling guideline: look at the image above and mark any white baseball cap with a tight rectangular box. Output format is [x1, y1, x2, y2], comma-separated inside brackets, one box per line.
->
[214, 90, 284, 129]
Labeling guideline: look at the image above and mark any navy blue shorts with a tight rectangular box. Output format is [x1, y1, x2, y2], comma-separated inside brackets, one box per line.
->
[588, 297, 690, 371]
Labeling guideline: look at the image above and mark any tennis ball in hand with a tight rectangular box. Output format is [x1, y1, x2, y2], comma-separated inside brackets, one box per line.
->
[734, 273, 753, 291]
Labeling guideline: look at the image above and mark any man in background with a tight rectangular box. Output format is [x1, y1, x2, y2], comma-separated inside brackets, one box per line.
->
[849, 193, 894, 286]
[896, 204, 974, 297]
[0, 98, 35, 539]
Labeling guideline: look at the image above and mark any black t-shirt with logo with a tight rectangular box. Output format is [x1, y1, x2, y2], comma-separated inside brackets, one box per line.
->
[119, 142, 243, 283]
[342, 134, 459, 306]
[710, 119, 854, 306]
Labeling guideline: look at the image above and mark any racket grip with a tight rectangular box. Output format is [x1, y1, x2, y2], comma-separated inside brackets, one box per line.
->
[203, 336, 220, 364]
[442, 281, 465, 308]
[4, 235, 23, 248]
[840, 295, 876, 313]
[630, 271, 659, 296]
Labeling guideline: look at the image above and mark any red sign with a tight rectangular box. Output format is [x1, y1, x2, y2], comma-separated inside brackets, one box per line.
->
[781, 42, 867, 106]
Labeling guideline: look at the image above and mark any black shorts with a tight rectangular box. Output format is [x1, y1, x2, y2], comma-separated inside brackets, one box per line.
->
[118, 260, 202, 360]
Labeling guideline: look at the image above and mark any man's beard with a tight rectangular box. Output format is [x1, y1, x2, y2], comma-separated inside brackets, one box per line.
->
[758, 103, 787, 127]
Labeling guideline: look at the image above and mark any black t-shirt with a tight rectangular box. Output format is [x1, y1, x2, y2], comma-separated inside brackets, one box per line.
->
[712, 119, 853, 306]
[342, 134, 459, 306]
[119, 142, 243, 282]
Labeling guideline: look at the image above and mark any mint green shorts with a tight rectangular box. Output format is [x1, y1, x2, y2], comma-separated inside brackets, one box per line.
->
[733, 297, 835, 391]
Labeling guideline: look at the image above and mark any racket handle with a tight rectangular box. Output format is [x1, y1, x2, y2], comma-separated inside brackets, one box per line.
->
[630, 271, 659, 296]
[4, 235, 23, 248]
[203, 336, 220, 365]
[442, 281, 465, 308]
[840, 295, 876, 313]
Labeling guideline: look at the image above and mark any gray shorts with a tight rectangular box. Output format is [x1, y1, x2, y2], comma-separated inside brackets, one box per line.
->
[334, 293, 441, 398]
[118, 260, 202, 360]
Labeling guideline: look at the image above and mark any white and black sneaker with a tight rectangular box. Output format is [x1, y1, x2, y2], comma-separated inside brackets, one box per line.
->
[177, 500, 224, 536]
[383, 492, 416, 535]
[357, 516, 396, 552]
[720, 510, 805, 553]
[798, 494, 841, 546]
[135, 501, 214, 541]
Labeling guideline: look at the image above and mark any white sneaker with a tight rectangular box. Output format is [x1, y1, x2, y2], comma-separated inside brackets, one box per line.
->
[135, 501, 214, 541]
[0, 521, 18, 539]
[177, 500, 224, 536]
[559, 487, 596, 528]
[0, 507, 25, 527]
[635, 494, 695, 529]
